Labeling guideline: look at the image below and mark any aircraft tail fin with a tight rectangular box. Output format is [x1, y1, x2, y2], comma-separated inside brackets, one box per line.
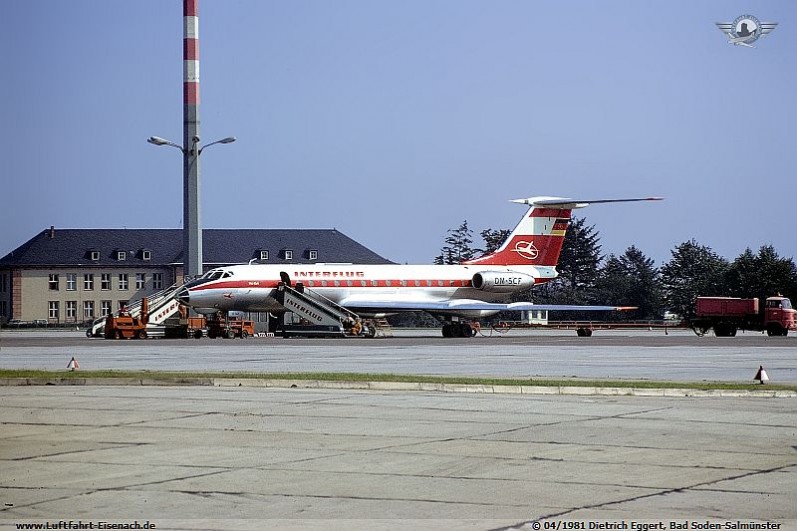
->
[463, 196, 662, 267]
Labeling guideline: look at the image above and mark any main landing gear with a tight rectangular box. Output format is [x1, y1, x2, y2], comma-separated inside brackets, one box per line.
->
[441, 322, 478, 338]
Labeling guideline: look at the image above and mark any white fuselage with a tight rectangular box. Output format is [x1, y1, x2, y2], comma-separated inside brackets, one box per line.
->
[183, 262, 556, 315]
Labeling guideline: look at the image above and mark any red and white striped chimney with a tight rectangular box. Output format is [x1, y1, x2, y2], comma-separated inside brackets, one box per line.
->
[183, 0, 199, 108]
[182, 0, 203, 278]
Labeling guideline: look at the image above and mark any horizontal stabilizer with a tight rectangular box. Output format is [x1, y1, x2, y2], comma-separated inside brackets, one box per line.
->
[510, 196, 663, 209]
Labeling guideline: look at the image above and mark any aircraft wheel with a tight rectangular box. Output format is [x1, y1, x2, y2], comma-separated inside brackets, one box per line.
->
[461, 323, 473, 338]
[442, 324, 452, 338]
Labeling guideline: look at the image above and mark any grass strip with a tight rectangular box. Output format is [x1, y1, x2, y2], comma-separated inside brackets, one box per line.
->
[1, 369, 794, 392]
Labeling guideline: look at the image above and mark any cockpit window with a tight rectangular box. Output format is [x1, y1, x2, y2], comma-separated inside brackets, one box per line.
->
[203, 269, 225, 280]
[222, 271, 233, 278]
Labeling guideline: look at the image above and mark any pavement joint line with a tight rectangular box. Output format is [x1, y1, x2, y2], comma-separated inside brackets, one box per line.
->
[1, 377, 796, 397]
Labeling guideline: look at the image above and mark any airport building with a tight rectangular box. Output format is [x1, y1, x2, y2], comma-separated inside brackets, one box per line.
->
[0, 226, 391, 324]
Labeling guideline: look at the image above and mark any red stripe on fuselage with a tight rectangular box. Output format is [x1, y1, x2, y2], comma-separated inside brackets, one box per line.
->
[188, 278, 492, 292]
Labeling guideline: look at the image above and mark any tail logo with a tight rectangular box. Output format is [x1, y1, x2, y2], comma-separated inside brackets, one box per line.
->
[512, 240, 539, 261]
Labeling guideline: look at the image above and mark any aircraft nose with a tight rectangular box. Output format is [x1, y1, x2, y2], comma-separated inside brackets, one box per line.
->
[175, 287, 190, 305]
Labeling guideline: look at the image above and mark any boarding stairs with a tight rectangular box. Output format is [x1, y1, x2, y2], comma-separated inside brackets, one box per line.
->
[275, 282, 361, 337]
[87, 281, 186, 337]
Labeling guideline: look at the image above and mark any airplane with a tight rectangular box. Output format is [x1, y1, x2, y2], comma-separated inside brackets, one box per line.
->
[176, 195, 662, 337]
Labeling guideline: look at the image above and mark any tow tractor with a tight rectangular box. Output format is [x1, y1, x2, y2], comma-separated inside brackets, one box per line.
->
[206, 313, 255, 339]
[104, 298, 150, 339]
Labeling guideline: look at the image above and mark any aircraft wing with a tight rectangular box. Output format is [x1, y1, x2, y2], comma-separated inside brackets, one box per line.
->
[339, 296, 633, 313]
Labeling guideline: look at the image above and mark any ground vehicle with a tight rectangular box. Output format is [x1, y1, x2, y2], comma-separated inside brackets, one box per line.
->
[689, 296, 796, 337]
[104, 298, 150, 339]
[206, 314, 254, 339]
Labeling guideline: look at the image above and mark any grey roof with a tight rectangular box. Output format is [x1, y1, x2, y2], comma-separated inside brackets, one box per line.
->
[0, 228, 393, 267]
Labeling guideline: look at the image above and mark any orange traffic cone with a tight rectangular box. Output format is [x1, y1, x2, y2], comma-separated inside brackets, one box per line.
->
[67, 357, 80, 371]
[754, 365, 769, 384]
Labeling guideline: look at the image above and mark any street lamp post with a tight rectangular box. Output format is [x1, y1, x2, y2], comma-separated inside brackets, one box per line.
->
[147, 135, 235, 280]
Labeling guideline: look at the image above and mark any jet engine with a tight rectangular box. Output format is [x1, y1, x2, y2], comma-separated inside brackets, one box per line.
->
[471, 271, 535, 292]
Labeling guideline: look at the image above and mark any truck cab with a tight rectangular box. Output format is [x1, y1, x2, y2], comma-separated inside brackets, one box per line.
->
[764, 296, 796, 336]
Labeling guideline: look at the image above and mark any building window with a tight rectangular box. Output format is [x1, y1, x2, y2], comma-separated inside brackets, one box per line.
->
[49, 274, 59, 291]
[309, 250, 318, 260]
[49, 301, 59, 320]
[101, 300, 113, 316]
[101, 273, 111, 290]
[284, 250, 293, 260]
[84, 274, 94, 290]
[84, 301, 95, 319]
[0, 301, 7, 319]
[1, 273, 8, 292]
[66, 273, 76, 291]
[66, 301, 77, 320]
[119, 274, 128, 290]
[153, 273, 163, 290]
[136, 273, 145, 290]
[116, 251, 126, 261]
[260, 250, 269, 261]
[90, 251, 100, 261]
[142, 250, 151, 261]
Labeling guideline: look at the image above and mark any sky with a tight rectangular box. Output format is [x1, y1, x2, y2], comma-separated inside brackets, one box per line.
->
[2, 1, 795, 266]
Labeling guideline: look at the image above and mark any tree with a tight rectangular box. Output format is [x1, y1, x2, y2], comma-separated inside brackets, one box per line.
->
[594, 246, 663, 320]
[479, 228, 511, 255]
[660, 240, 729, 319]
[434, 221, 475, 265]
[556, 217, 603, 293]
[726, 245, 797, 302]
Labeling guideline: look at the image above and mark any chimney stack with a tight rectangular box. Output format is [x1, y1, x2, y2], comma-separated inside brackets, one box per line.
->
[49, 226, 55, 239]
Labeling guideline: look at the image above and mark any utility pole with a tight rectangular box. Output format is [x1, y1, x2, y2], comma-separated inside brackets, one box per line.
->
[183, 0, 202, 279]
[149, 0, 234, 283]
